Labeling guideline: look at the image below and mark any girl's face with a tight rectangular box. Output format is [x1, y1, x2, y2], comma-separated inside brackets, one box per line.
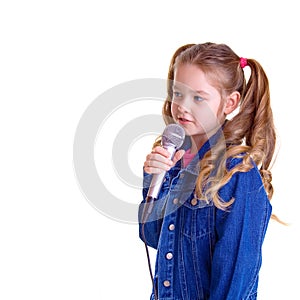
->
[171, 63, 232, 148]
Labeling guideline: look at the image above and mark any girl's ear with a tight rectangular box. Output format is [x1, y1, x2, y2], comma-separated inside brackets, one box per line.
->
[224, 91, 240, 115]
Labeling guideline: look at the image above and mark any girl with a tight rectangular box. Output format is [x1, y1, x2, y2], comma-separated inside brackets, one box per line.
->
[139, 43, 277, 300]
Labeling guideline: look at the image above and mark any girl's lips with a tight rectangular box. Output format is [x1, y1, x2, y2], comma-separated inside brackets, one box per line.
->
[178, 117, 192, 124]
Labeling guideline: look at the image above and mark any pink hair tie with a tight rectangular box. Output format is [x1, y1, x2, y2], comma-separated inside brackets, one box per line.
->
[240, 57, 248, 69]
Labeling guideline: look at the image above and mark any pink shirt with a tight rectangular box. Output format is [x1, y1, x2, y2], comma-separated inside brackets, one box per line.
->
[183, 149, 196, 167]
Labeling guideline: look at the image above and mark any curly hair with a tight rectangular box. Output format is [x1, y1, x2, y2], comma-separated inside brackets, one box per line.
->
[157, 43, 279, 218]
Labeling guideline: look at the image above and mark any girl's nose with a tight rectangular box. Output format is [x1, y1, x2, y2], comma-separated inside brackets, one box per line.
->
[177, 97, 191, 113]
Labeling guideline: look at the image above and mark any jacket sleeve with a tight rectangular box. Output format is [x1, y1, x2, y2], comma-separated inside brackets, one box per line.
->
[138, 171, 169, 249]
[209, 165, 272, 299]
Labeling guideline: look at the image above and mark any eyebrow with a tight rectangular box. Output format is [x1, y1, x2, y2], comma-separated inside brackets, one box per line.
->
[172, 84, 182, 90]
[195, 90, 210, 96]
[173, 84, 210, 96]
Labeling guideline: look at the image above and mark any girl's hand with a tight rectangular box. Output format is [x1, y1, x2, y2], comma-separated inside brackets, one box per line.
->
[143, 146, 185, 174]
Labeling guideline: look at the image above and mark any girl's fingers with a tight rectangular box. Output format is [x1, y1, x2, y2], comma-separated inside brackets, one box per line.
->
[151, 146, 172, 158]
[172, 150, 185, 164]
[144, 156, 173, 174]
[144, 148, 186, 174]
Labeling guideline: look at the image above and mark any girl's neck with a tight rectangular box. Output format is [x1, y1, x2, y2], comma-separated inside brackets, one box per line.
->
[189, 137, 206, 154]
[189, 124, 224, 154]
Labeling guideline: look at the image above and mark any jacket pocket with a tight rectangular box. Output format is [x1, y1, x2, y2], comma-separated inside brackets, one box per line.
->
[181, 199, 213, 239]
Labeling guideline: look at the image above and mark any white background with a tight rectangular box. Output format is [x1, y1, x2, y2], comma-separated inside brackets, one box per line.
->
[1, 0, 299, 299]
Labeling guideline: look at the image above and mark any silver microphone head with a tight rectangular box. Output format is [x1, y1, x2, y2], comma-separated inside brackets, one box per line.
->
[162, 123, 185, 149]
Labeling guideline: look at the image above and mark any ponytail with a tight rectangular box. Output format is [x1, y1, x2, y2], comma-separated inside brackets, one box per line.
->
[222, 58, 276, 201]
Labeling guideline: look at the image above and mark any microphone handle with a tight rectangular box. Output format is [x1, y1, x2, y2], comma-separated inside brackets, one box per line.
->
[146, 143, 176, 199]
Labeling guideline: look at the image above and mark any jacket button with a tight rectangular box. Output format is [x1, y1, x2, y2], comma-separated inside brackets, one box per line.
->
[166, 252, 173, 260]
[163, 280, 171, 287]
[173, 198, 179, 205]
[168, 224, 175, 231]
[191, 198, 198, 206]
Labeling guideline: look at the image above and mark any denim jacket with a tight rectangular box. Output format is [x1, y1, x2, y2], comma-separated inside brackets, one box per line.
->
[139, 133, 272, 300]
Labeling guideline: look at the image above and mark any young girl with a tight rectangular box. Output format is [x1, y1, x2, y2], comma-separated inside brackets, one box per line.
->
[139, 42, 277, 300]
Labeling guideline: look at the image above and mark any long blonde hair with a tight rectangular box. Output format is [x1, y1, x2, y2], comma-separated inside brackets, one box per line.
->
[159, 43, 278, 216]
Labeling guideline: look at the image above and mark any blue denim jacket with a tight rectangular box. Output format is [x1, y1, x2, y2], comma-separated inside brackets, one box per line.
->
[139, 134, 272, 300]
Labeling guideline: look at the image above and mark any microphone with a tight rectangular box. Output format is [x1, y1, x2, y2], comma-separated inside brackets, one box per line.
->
[144, 123, 185, 216]
[141, 124, 185, 299]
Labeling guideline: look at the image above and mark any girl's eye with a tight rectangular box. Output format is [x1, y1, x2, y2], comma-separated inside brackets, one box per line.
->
[194, 95, 204, 102]
[172, 91, 182, 99]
